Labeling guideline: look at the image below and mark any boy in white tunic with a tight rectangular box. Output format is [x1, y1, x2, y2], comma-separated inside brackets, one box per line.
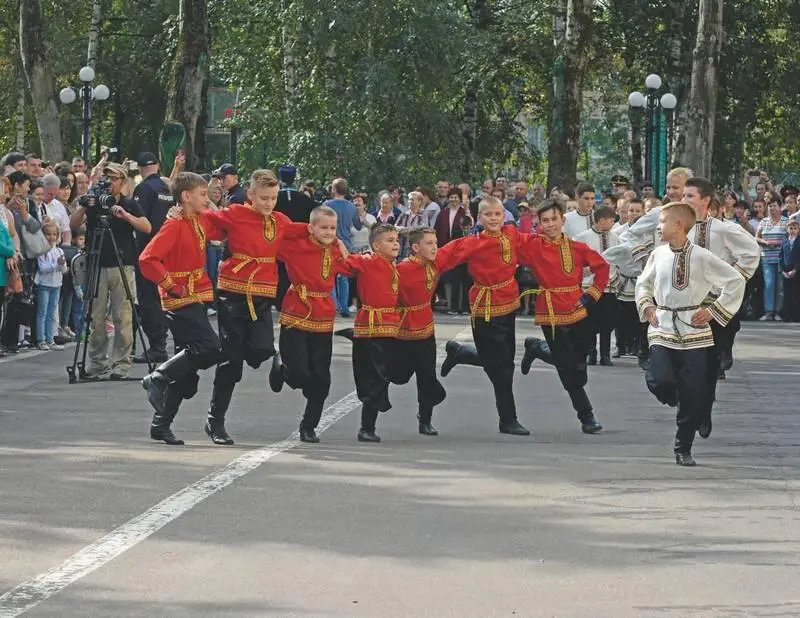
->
[563, 182, 596, 239]
[576, 206, 619, 365]
[682, 177, 760, 379]
[636, 202, 745, 467]
[612, 198, 646, 357]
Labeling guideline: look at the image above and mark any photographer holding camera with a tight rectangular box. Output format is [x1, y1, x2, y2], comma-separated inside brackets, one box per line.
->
[132, 152, 174, 363]
[69, 162, 151, 379]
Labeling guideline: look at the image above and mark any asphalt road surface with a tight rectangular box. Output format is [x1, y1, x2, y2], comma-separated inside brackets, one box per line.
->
[1, 315, 799, 617]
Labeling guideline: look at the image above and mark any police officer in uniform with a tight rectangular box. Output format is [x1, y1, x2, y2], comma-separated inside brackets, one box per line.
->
[275, 164, 316, 308]
[133, 152, 174, 363]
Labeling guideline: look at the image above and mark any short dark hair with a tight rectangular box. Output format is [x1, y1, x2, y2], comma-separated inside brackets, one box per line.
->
[173, 171, 207, 203]
[576, 182, 595, 196]
[685, 177, 715, 199]
[369, 223, 397, 247]
[594, 206, 616, 221]
[408, 226, 436, 249]
[415, 186, 435, 202]
[627, 197, 644, 209]
[8, 170, 31, 187]
[536, 199, 564, 218]
[447, 187, 461, 199]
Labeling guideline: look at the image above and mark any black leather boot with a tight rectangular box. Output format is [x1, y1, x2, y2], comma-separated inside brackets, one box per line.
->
[586, 349, 598, 366]
[498, 420, 530, 436]
[334, 328, 355, 342]
[142, 351, 195, 415]
[698, 417, 712, 439]
[150, 386, 184, 445]
[300, 398, 324, 443]
[417, 405, 438, 436]
[569, 388, 603, 434]
[440, 341, 481, 377]
[675, 452, 696, 466]
[579, 412, 603, 434]
[204, 383, 235, 445]
[269, 352, 284, 393]
[358, 404, 381, 442]
[521, 337, 553, 375]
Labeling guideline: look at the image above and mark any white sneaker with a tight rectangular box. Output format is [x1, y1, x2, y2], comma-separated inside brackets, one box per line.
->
[758, 314, 772, 321]
[775, 314, 784, 322]
[36, 342, 50, 351]
[207, 307, 217, 316]
[47, 341, 65, 350]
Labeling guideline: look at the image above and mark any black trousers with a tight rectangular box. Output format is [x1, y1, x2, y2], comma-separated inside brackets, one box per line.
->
[135, 263, 168, 354]
[214, 292, 275, 387]
[542, 319, 593, 417]
[472, 313, 518, 425]
[710, 312, 740, 370]
[646, 345, 713, 453]
[166, 303, 222, 399]
[279, 327, 333, 402]
[615, 300, 639, 350]
[393, 336, 447, 414]
[588, 292, 616, 356]
[275, 261, 290, 311]
[784, 277, 800, 321]
[353, 337, 398, 431]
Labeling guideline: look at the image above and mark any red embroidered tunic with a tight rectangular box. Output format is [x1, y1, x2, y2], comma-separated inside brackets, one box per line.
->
[396, 243, 467, 339]
[138, 215, 217, 311]
[341, 253, 401, 338]
[452, 225, 531, 321]
[517, 234, 610, 327]
[277, 229, 347, 333]
[204, 205, 294, 319]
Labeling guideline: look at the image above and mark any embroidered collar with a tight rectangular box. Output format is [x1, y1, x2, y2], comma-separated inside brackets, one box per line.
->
[309, 235, 332, 250]
[375, 252, 396, 264]
[408, 255, 432, 265]
[542, 234, 568, 246]
[482, 229, 503, 238]
[577, 209, 593, 218]
[669, 240, 691, 254]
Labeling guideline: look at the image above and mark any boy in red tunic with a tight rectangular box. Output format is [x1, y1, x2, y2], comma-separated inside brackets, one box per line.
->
[268, 205, 348, 443]
[395, 227, 468, 435]
[517, 199, 609, 433]
[139, 173, 223, 445]
[439, 197, 533, 436]
[338, 224, 403, 443]
[198, 169, 297, 445]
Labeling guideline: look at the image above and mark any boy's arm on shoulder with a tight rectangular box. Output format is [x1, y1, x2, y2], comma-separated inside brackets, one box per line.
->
[723, 219, 761, 279]
[634, 252, 657, 318]
[702, 251, 746, 326]
[435, 237, 472, 272]
[282, 221, 310, 241]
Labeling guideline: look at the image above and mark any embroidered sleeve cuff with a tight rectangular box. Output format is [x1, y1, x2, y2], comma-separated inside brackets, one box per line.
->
[732, 262, 753, 280]
[636, 297, 655, 319]
[158, 274, 175, 290]
[631, 241, 653, 262]
[586, 285, 603, 302]
[708, 301, 734, 326]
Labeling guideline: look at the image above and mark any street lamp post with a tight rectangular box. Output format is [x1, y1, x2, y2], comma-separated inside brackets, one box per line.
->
[628, 74, 675, 195]
[59, 66, 110, 162]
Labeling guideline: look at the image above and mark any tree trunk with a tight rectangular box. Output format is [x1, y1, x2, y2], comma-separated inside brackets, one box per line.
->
[19, 0, 63, 162]
[461, 0, 490, 180]
[546, 0, 593, 194]
[281, 4, 297, 158]
[682, 0, 723, 179]
[87, 0, 101, 69]
[16, 89, 25, 151]
[165, 0, 210, 171]
[665, 0, 692, 168]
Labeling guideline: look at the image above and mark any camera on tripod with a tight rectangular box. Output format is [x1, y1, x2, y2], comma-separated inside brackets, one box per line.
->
[79, 177, 117, 213]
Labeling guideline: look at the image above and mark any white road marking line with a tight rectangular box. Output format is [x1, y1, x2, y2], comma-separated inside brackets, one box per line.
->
[748, 371, 800, 376]
[0, 326, 472, 616]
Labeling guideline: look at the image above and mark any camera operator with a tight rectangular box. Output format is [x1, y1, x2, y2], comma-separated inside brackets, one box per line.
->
[131, 152, 174, 363]
[69, 162, 151, 379]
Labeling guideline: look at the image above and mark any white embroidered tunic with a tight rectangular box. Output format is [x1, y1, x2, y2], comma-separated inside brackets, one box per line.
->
[635, 241, 745, 350]
[564, 209, 594, 239]
[576, 227, 618, 292]
[689, 217, 760, 280]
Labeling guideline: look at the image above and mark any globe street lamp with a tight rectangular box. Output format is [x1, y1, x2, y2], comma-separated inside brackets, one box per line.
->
[628, 75, 675, 195]
[59, 66, 110, 162]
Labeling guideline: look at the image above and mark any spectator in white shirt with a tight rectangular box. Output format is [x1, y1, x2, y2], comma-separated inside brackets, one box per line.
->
[417, 186, 441, 227]
[40, 173, 71, 245]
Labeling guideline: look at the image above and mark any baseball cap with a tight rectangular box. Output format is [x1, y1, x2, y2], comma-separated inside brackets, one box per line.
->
[136, 152, 159, 167]
[213, 163, 237, 177]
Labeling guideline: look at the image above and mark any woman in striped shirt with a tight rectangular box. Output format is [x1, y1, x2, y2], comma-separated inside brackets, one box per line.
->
[757, 198, 789, 320]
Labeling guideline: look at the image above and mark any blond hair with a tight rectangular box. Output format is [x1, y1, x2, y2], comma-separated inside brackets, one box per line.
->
[662, 201, 696, 232]
[667, 167, 694, 182]
[249, 169, 279, 189]
[42, 221, 60, 236]
[310, 205, 337, 223]
[172, 172, 207, 203]
[478, 196, 504, 214]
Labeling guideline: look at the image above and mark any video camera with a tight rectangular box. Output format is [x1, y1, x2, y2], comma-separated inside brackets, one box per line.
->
[78, 177, 117, 212]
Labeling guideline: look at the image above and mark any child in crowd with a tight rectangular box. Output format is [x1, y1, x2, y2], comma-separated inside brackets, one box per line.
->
[35, 222, 68, 350]
[780, 219, 800, 321]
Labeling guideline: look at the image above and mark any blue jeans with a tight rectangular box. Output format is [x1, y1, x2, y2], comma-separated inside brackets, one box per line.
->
[206, 243, 223, 285]
[334, 275, 350, 313]
[762, 261, 781, 314]
[36, 285, 61, 343]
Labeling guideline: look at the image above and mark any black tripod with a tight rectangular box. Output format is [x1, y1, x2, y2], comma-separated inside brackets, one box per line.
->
[67, 214, 153, 383]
